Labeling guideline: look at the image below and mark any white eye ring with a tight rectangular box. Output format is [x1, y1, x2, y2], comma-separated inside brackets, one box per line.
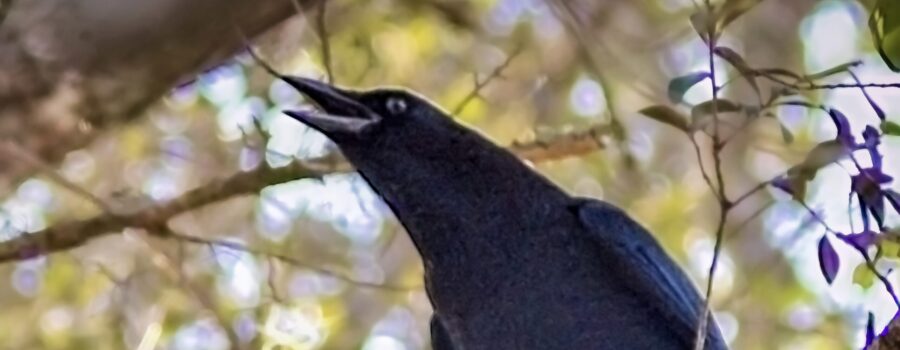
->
[386, 97, 407, 114]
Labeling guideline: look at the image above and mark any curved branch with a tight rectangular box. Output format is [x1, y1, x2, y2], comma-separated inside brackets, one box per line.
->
[0, 0, 316, 191]
[0, 161, 324, 261]
[0, 125, 613, 263]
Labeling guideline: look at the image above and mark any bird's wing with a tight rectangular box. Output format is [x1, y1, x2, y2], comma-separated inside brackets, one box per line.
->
[573, 198, 725, 348]
[430, 315, 456, 350]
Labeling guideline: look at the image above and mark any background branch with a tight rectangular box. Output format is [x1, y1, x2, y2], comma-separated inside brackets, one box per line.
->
[0, 0, 317, 192]
[0, 127, 612, 264]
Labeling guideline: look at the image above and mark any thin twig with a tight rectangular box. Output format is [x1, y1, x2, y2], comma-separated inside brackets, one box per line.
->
[134, 233, 243, 349]
[695, 23, 731, 350]
[2, 144, 244, 348]
[451, 46, 523, 116]
[314, 1, 334, 83]
[859, 246, 900, 308]
[0, 160, 326, 262]
[0, 127, 612, 264]
[0, 142, 113, 213]
[547, 0, 657, 101]
[729, 200, 775, 238]
[233, 27, 284, 79]
[167, 232, 414, 292]
[690, 136, 722, 202]
[796, 201, 900, 308]
[731, 177, 775, 207]
[763, 77, 900, 90]
[546, 0, 652, 164]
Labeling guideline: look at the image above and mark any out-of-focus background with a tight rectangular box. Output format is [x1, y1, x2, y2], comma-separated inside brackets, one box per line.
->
[0, 0, 899, 349]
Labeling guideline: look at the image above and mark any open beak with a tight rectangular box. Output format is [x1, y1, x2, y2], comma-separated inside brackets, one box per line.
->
[281, 77, 380, 136]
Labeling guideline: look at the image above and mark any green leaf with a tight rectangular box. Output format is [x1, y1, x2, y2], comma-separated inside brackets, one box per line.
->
[668, 72, 710, 104]
[757, 68, 805, 82]
[778, 140, 847, 201]
[853, 263, 877, 289]
[882, 120, 900, 136]
[779, 169, 810, 201]
[791, 178, 808, 201]
[780, 123, 794, 144]
[870, 0, 900, 72]
[690, 99, 742, 130]
[717, 0, 762, 30]
[638, 105, 690, 132]
[798, 140, 847, 174]
[690, 9, 713, 43]
[880, 239, 900, 258]
[714, 46, 760, 98]
[805, 61, 862, 81]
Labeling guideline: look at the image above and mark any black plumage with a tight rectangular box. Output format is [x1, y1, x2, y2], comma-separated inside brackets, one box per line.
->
[280, 77, 727, 350]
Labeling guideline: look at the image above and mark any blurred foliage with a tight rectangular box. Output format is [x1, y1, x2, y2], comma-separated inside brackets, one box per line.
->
[870, 0, 900, 71]
[0, 0, 899, 349]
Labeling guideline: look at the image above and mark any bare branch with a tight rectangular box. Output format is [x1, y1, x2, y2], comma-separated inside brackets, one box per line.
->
[0, 126, 613, 264]
[0, 141, 260, 325]
[0, 161, 327, 262]
[729, 200, 775, 239]
[314, 1, 335, 83]
[0, 0, 307, 191]
[762, 76, 900, 90]
[451, 45, 523, 116]
[0, 141, 113, 213]
[134, 235, 243, 349]
[510, 124, 612, 162]
[696, 29, 730, 350]
[167, 231, 414, 292]
[690, 136, 723, 202]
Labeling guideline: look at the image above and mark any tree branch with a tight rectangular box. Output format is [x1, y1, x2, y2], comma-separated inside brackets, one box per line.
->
[314, 0, 334, 83]
[451, 45, 523, 116]
[0, 161, 324, 262]
[168, 231, 414, 291]
[0, 126, 613, 263]
[510, 124, 613, 162]
[871, 316, 900, 350]
[0, 0, 317, 192]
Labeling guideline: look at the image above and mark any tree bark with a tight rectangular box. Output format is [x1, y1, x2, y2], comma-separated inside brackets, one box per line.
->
[0, 0, 312, 191]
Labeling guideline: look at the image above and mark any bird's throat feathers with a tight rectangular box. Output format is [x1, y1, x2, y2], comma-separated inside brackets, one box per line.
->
[342, 128, 571, 265]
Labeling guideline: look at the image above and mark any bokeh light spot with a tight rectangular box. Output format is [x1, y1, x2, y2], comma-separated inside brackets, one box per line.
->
[569, 76, 607, 118]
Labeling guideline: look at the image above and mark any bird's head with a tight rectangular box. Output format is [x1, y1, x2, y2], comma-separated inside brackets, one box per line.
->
[281, 76, 461, 150]
[278, 76, 568, 245]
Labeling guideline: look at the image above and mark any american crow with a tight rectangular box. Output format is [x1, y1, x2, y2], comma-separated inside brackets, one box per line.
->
[281, 77, 727, 350]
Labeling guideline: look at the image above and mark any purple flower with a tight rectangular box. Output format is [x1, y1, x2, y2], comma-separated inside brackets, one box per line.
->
[835, 231, 880, 249]
[863, 125, 883, 169]
[771, 176, 795, 195]
[852, 168, 893, 229]
[817, 235, 840, 284]
[866, 312, 876, 348]
[828, 109, 855, 147]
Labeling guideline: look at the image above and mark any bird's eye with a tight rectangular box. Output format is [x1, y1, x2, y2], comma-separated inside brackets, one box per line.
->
[385, 97, 407, 115]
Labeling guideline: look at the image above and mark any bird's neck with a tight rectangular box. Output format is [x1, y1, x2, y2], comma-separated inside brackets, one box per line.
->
[349, 136, 572, 267]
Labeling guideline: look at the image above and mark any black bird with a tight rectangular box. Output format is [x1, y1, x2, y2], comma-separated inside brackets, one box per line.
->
[280, 77, 727, 350]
